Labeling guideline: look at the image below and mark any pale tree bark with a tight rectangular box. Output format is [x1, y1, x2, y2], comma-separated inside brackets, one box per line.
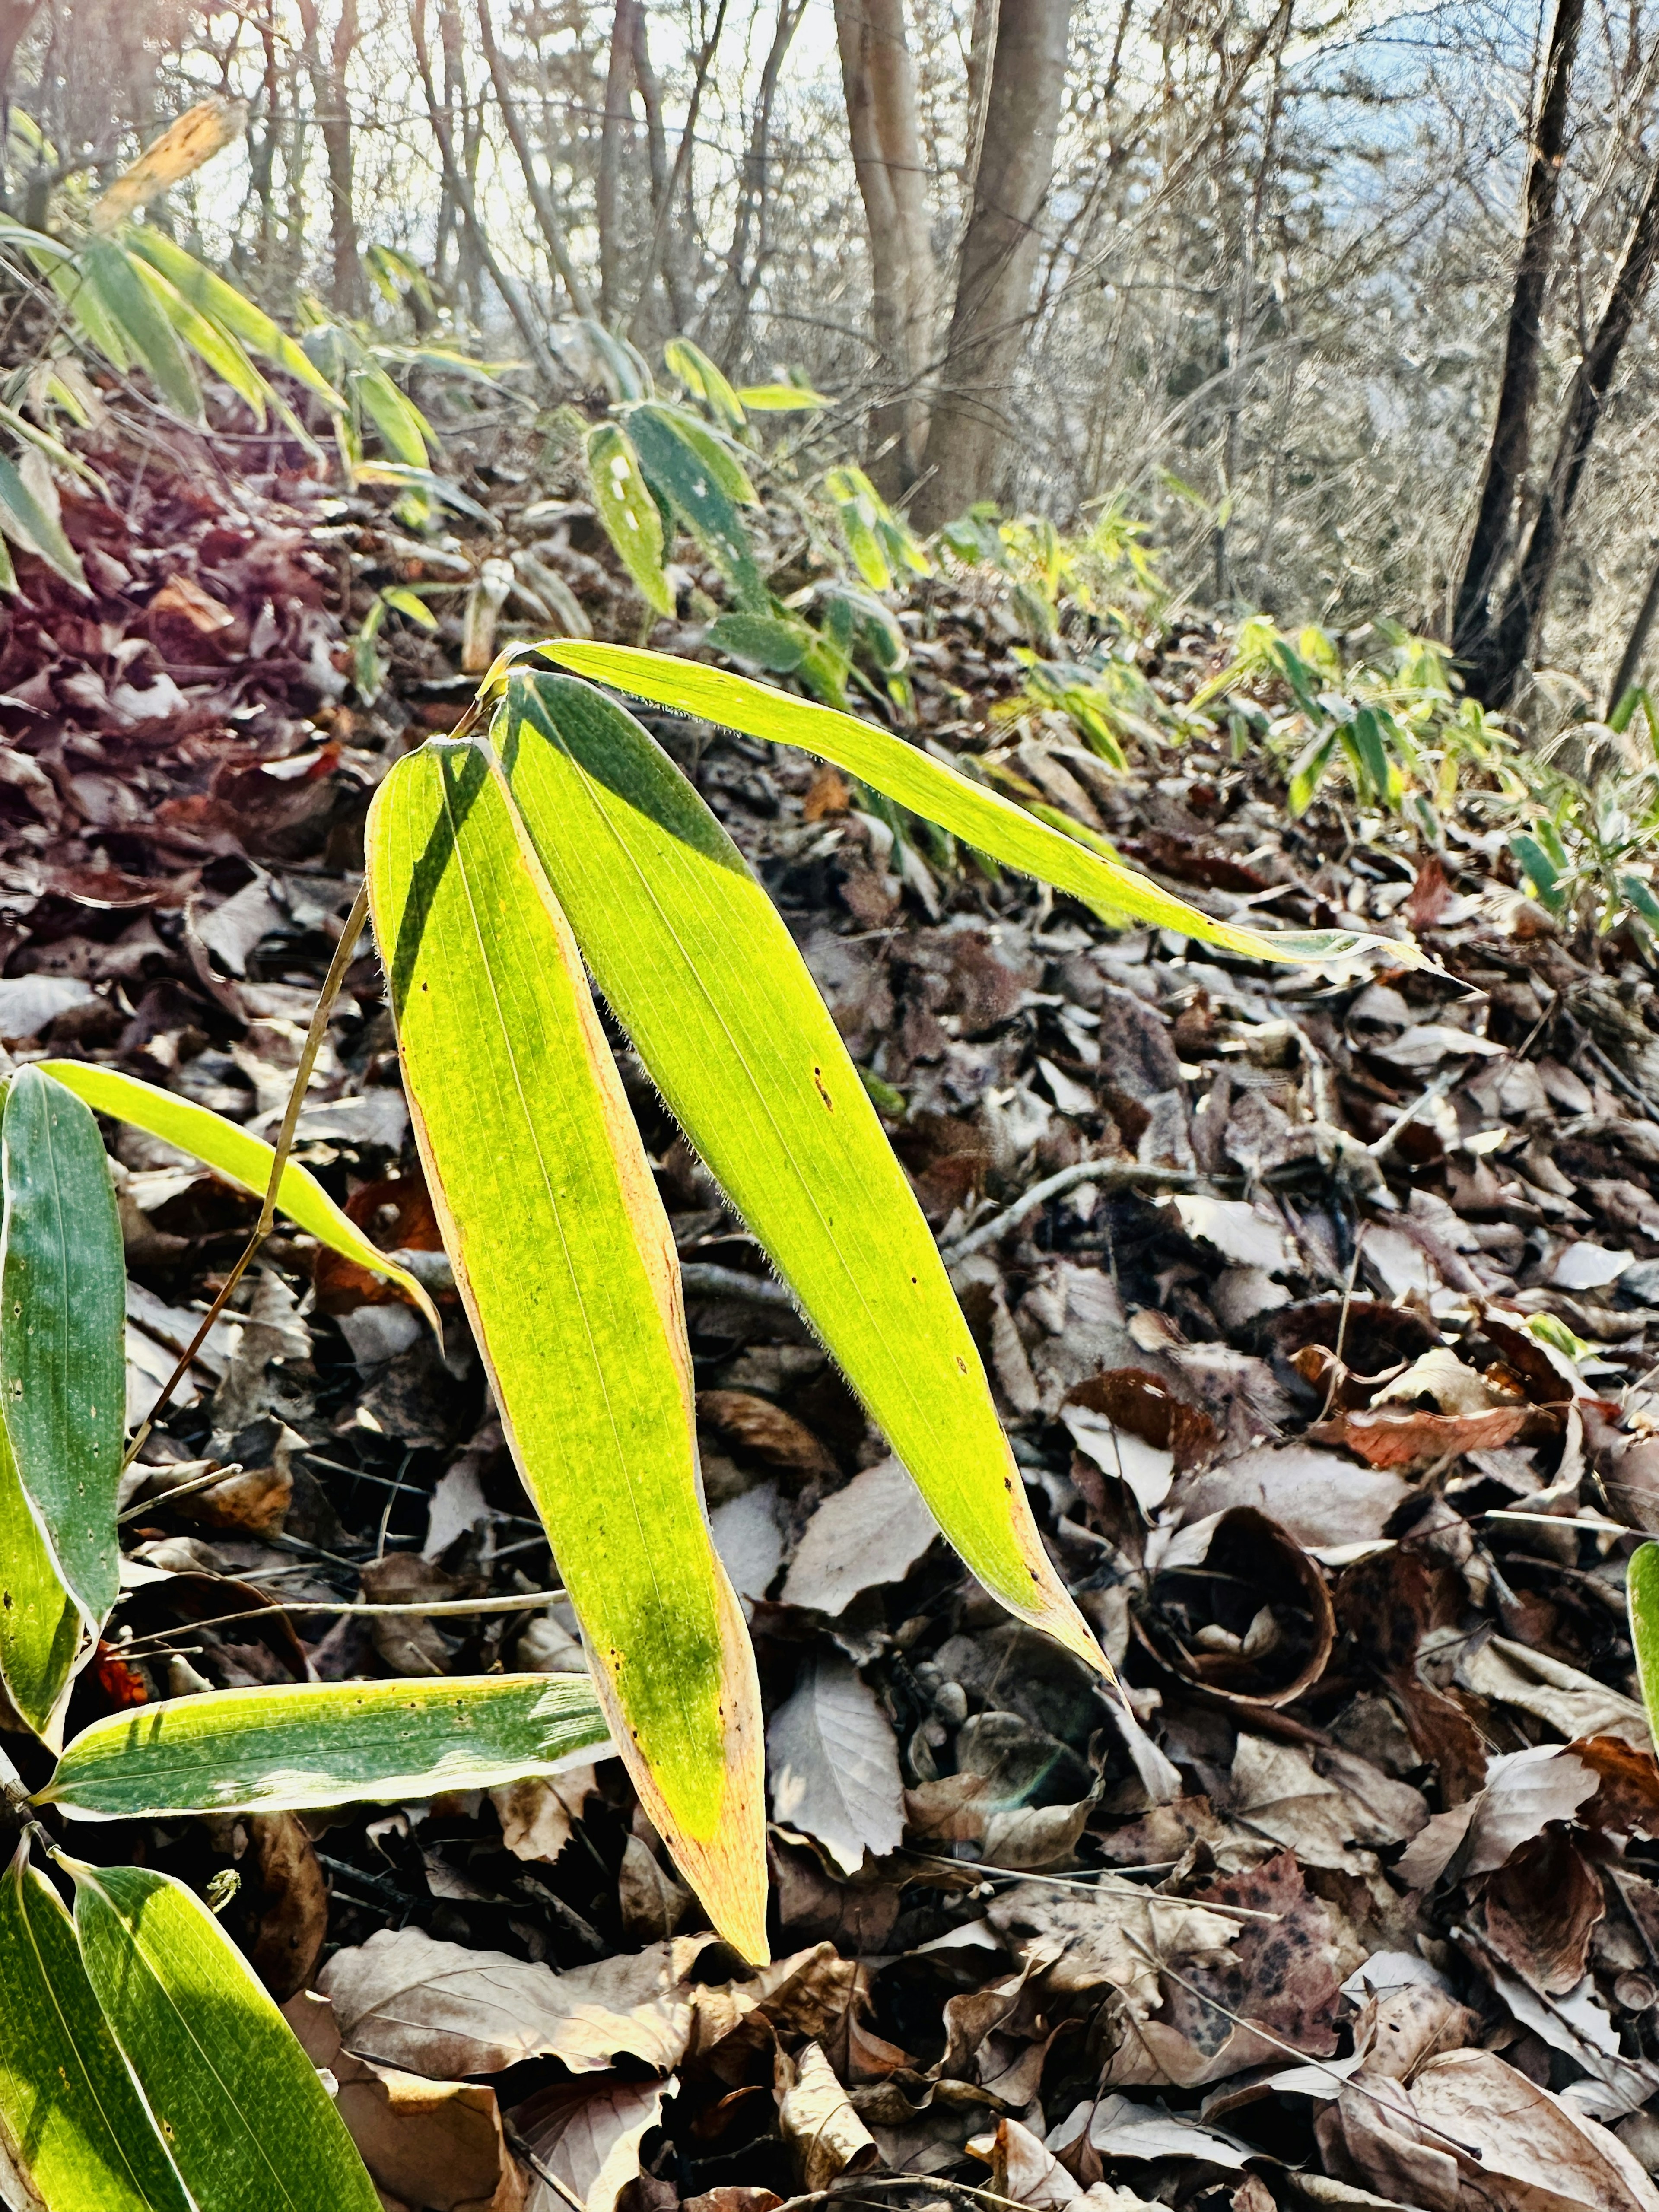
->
[0, 0, 44, 205]
[295, 0, 367, 317]
[1451, 0, 1584, 665]
[597, 0, 638, 323]
[718, 0, 808, 367]
[1608, 543, 1659, 715]
[1475, 143, 1659, 706]
[911, 0, 1074, 530]
[412, 0, 560, 387]
[835, 0, 937, 495]
[629, 0, 728, 344]
[476, 0, 594, 316]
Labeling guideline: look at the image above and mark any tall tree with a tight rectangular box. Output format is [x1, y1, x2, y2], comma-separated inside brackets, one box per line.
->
[1451, 0, 1585, 670]
[1473, 143, 1659, 704]
[911, 0, 1074, 530]
[295, 0, 368, 317]
[835, 0, 936, 494]
[597, 0, 638, 323]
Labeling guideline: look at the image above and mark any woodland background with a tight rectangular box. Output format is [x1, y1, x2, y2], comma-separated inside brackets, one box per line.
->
[4, 0, 1659, 711]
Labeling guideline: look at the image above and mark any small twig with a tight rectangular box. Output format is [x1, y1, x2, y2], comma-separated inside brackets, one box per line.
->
[1583, 1035, 1659, 1125]
[1320, 1228, 1367, 1421]
[678, 1260, 793, 1309]
[1367, 1058, 1468, 1161]
[116, 1586, 569, 1652]
[941, 1160, 1208, 1265]
[120, 884, 371, 1472]
[117, 1463, 244, 1523]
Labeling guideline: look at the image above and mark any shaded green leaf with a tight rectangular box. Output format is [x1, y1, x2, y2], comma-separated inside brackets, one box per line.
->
[126, 232, 341, 405]
[1631, 1542, 1659, 1738]
[706, 612, 806, 671]
[0, 1844, 191, 2212]
[499, 674, 1104, 1674]
[0, 452, 89, 594]
[68, 1859, 380, 2212]
[81, 242, 201, 421]
[44, 1672, 611, 1819]
[539, 647, 1419, 969]
[132, 258, 268, 424]
[365, 741, 766, 1960]
[585, 423, 672, 616]
[36, 1062, 439, 1331]
[627, 404, 763, 607]
[1, 1067, 125, 1625]
[0, 1418, 79, 1745]
[352, 461, 498, 530]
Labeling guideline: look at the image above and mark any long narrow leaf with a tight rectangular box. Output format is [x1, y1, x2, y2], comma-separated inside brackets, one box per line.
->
[132, 258, 268, 425]
[0, 451, 89, 594]
[0, 1845, 191, 2212]
[126, 232, 343, 405]
[499, 673, 1103, 1672]
[1, 1067, 125, 1625]
[81, 242, 201, 422]
[0, 1421, 79, 1745]
[543, 646, 1421, 968]
[627, 406, 763, 607]
[36, 1062, 439, 1331]
[44, 1671, 611, 1819]
[365, 741, 767, 1960]
[68, 1859, 381, 2212]
[586, 422, 673, 615]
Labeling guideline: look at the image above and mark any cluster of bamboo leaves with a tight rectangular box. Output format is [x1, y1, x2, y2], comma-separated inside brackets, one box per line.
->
[573, 329, 927, 714]
[0, 626, 1405, 2198]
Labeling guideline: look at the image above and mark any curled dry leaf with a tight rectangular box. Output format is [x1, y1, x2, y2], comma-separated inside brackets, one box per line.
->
[776, 2040, 877, 2193]
[1135, 1506, 1335, 1707]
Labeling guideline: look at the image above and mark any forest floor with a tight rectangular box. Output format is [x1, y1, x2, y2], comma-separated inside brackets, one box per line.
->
[8, 422, 1659, 2212]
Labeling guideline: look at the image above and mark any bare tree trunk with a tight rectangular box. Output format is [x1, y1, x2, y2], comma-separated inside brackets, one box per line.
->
[477, 0, 594, 316]
[911, 0, 1074, 531]
[629, 3, 696, 337]
[835, 0, 937, 496]
[1214, 0, 1292, 603]
[1608, 543, 1659, 715]
[718, 0, 807, 367]
[629, 0, 728, 344]
[1474, 145, 1659, 705]
[295, 0, 367, 317]
[1451, 0, 1584, 663]
[412, 0, 560, 387]
[597, 0, 638, 323]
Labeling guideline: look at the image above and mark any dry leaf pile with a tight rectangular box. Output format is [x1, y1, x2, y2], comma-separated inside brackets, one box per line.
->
[11, 419, 1659, 2212]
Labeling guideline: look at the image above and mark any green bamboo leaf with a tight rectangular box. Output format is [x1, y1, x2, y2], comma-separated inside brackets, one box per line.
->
[735, 381, 827, 410]
[131, 257, 268, 424]
[352, 461, 498, 530]
[67, 1859, 381, 2212]
[1, 1066, 125, 1625]
[1630, 1544, 1659, 1736]
[0, 528, 14, 595]
[35, 1062, 439, 1332]
[0, 452, 89, 594]
[81, 242, 201, 422]
[351, 366, 432, 466]
[539, 646, 1423, 969]
[706, 611, 807, 671]
[44, 1672, 611, 1819]
[498, 674, 1104, 1674]
[626, 404, 764, 606]
[0, 1845, 192, 2212]
[585, 423, 673, 616]
[0, 1419, 79, 1745]
[664, 336, 747, 429]
[365, 741, 767, 1960]
[126, 231, 343, 405]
